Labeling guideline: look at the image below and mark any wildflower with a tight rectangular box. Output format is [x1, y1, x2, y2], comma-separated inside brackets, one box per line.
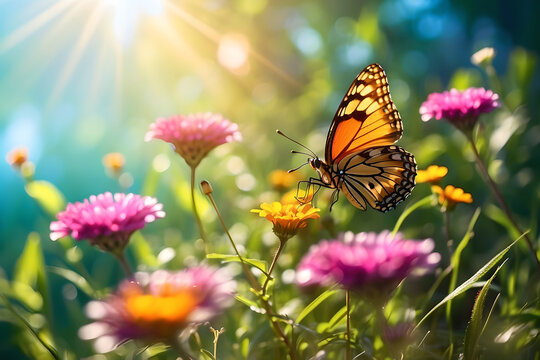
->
[50, 192, 165, 254]
[296, 231, 440, 304]
[102, 153, 125, 174]
[251, 202, 320, 242]
[420, 88, 499, 131]
[432, 185, 473, 211]
[269, 169, 301, 191]
[79, 266, 236, 352]
[471, 47, 495, 66]
[145, 113, 242, 168]
[416, 165, 448, 185]
[6, 147, 28, 168]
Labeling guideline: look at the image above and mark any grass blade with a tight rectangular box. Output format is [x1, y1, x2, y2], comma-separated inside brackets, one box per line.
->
[415, 233, 523, 330]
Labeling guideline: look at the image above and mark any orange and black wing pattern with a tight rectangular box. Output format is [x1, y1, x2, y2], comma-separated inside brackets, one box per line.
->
[335, 146, 416, 212]
[325, 64, 403, 164]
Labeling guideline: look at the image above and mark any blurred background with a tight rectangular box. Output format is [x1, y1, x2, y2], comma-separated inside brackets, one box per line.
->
[1, 0, 539, 358]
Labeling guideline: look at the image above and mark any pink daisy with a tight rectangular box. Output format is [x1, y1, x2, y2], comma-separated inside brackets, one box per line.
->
[420, 87, 499, 130]
[145, 113, 242, 168]
[50, 192, 165, 253]
[296, 231, 440, 304]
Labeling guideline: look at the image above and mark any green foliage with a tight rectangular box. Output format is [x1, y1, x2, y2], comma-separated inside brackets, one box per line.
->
[24, 181, 65, 218]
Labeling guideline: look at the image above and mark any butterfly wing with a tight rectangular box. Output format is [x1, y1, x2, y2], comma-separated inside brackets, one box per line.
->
[325, 63, 403, 164]
[335, 146, 416, 212]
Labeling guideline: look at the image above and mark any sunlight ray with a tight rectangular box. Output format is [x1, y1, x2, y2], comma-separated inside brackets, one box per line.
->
[48, 3, 106, 107]
[1, 0, 90, 104]
[0, 0, 77, 53]
[164, 0, 300, 88]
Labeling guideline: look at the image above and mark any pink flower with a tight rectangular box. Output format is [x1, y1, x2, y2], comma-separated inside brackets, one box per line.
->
[296, 231, 440, 304]
[420, 88, 499, 130]
[145, 113, 242, 168]
[50, 192, 165, 252]
[79, 266, 236, 352]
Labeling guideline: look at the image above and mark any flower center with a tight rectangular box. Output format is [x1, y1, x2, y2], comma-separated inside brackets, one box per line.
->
[125, 290, 200, 324]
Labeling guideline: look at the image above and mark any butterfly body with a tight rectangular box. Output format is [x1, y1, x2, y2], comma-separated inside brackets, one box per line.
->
[300, 63, 417, 213]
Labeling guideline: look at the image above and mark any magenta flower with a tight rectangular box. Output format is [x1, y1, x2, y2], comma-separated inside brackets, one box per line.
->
[50, 192, 165, 253]
[79, 266, 236, 352]
[420, 87, 499, 130]
[145, 112, 242, 168]
[296, 231, 440, 304]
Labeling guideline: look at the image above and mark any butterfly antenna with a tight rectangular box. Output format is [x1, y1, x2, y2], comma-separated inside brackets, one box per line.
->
[276, 130, 317, 158]
[291, 150, 313, 157]
[287, 161, 309, 173]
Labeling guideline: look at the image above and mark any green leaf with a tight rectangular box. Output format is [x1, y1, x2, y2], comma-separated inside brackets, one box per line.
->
[463, 262, 505, 360]
[24, 180, 65, 217]
[392, 195, 434, 235]
[200, 349, 216, 360]
[415, 233, 523, 329]
[296, 288, 339, 324]
[129, 232, 159, 267]
[234, 295, 262, 312]
[47, 266, 98, 298]
[13, 233, 49, 311]
[206, 253, 267, 274]
[485, 204, 521, 240]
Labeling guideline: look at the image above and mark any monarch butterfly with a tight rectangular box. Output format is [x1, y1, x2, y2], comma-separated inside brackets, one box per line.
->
[278, 63, 416, 212]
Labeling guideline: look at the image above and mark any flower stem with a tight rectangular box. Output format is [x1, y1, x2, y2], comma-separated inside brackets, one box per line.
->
[466, 134, 540, 269]
[259, 299, 297, 360]
[190, 165, 209, 253]
[346, 290, 352, 360]
[262, 239, 286, 295]
[444, 210, 453, 257]
[204, 186, 260, 291]
[113, 251, 133, 276]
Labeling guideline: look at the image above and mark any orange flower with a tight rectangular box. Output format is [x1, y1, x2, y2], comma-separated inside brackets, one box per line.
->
[269, 169, 301, 191]
[102, 152, 125, 173]
[432, 185, 473, 211]
[5, 147, 28, 168]
[251, 202, 320, 241]
[416, 165, 448, 184]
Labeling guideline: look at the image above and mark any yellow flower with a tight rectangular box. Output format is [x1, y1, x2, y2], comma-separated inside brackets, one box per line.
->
[432, 185, 473, 211]
[251, 202, 320, 241]
[5, 147, 28, 168]
[269, 169, 301, 191]
[102, 152, 125, 173]
[416, 165, 448, 184]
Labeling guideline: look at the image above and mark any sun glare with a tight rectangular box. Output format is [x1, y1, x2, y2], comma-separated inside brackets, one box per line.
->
[102, 0, 164, 46]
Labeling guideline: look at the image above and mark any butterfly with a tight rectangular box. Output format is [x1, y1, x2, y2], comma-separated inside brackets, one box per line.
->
[278, 63, 416, 212]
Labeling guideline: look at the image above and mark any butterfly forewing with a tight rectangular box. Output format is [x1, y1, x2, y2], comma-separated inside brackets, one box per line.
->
[335, 146, 416, 212]
[325, 64, 403, 164]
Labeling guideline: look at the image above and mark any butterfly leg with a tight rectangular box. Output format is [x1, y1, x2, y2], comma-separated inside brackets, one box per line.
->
[296, 177, 332, 206]
[329, 188, 340, 212]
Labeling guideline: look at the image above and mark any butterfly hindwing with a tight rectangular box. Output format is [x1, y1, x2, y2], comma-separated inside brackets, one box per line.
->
[325, 63, 403, 164]
[334, 146, 416, 212]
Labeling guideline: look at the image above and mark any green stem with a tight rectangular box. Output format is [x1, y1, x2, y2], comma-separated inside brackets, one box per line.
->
[466, 134, 540, 269]
[262, 239, 286, 295]
[190, 166, 209, 253]
[113, 251, 133, 277]
[0, 294, 60, 360]
[346, 290, 352, 360]
[259, 298, 297, 360]
[444, 211, 453, 258]
[205, 188, 260, 291]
